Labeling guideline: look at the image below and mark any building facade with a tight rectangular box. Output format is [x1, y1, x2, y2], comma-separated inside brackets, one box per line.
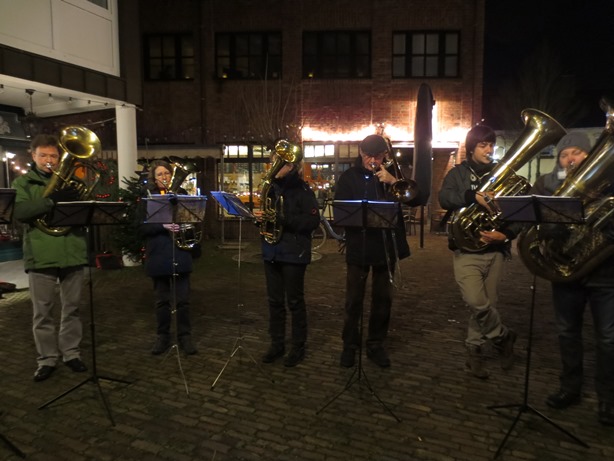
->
[138, 0, 487, 235]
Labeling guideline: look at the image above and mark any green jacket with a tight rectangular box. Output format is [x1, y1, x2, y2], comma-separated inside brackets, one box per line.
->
[12, 167, 87, 271]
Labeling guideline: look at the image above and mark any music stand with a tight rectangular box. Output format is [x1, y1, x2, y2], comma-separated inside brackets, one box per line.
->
[39, 201, 131, 427]
[0, 190, 26, 459]
[144, 194, 207, 396]
[208, 191, 273, 389]
[489, 195, 588, 459]
[316, 200, 401, 422]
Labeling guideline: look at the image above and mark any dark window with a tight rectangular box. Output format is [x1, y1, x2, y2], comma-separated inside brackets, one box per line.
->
[144, 34, 194, 81]
[215, 32, 281, 79]
[392, 31, 459, 78]
[303, 31, 371, 79]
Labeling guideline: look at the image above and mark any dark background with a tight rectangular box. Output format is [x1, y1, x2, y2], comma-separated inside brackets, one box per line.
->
[483, 0, 614, 129]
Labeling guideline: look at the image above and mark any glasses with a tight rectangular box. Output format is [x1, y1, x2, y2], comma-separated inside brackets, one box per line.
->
[362, 152, 386, 160]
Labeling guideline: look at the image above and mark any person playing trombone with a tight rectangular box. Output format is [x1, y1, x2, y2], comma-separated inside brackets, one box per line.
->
[335, 134, 410, 368]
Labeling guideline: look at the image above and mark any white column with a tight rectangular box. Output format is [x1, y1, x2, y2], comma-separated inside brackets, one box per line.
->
[115, 104, 138, 187]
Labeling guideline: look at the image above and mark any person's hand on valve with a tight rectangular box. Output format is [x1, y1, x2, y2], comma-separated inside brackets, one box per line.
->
[48, 185, 81, 203]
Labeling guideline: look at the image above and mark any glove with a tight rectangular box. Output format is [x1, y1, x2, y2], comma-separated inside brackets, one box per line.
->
[48, 186, 81, 203]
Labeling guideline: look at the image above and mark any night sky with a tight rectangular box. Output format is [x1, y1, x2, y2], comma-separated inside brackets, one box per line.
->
[483, 0, 614, 129]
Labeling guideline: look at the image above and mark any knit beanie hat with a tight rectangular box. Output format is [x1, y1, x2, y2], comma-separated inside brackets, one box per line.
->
[555, 132, 591, 158]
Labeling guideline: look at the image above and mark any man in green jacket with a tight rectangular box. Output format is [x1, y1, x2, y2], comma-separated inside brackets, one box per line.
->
[13, 134, 88, 382]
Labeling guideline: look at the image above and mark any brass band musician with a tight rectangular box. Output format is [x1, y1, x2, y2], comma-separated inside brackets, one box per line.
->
[13, 134, 88, 382]
[438, 125, 517, 379]
[142, 160, 197, 356]
[334, 134, 410, 369]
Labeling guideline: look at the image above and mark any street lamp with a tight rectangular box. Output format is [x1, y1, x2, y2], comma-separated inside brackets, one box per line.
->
[3, 152, 15, 187]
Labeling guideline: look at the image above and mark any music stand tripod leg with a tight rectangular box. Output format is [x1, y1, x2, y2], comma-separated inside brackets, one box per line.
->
[487, 273, 588, 459]
[39, 223, 131, 427]
[210, 217, 274, 390]
[0, 411, 26, 459]
[317, 214, 401, 422]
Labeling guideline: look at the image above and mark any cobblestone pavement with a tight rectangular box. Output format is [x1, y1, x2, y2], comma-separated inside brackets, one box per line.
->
[1, 232, 613, 461]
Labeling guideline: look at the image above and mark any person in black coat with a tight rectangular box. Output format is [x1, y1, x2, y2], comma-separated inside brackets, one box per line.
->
[256, 149, 320, 367]
[141, 160, 197, 356]
[334, 134, 410, 368]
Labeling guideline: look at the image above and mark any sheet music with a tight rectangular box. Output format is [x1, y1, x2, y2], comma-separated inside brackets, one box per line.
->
[495, 195, 585, 224]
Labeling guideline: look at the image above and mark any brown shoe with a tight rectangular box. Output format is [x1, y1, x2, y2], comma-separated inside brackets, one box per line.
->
[496, 330, 517, 370]
[466, 345, 489, 379]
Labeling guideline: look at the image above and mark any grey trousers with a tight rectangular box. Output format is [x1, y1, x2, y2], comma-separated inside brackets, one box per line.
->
[453, 251, 507, 347]
[29, 267, 84, 367]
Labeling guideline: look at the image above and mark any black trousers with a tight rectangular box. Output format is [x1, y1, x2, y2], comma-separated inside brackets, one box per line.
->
[263, 261, 307, 347]
[342, 264, 393, 349]
[152, 274, 191, 338]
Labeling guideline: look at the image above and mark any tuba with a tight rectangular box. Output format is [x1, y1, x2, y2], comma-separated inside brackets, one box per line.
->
[518, 100, 614, 282]
[259, 139, 302, 244]
[449, 109, 566, 252]
[35, 126, 101, 235]
[165, 156, 202, 251]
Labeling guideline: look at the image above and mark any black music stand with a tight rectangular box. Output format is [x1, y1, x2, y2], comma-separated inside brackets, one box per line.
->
[0, 189, 26, 459]
[316, 200, 401, 422]
[39, 201, 131, 427]
[144, 194, 207, 396]
[208, 191, 273, 389]
[489, 195, 588, 459]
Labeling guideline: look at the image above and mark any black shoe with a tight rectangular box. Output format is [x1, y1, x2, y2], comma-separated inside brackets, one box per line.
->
[546, 390, 581, 409]
[261, 344, 285, 363]
[599, 401, 614, 426]
[340, 347, 356, 368]
[64, 358, 87, 372]
[151, 335, 171, 355]
[367, 346, 391, 368]
[179, 335, 198, 355]
[496, 330, 517, 370]
[284, 346, 305, 367]
[367, 346, 390, 368]
[34, 365, 56, 382]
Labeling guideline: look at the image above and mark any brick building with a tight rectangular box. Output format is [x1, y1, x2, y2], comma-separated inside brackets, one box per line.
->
[1, 0, 487, 240]
[138, 0, 486, 235]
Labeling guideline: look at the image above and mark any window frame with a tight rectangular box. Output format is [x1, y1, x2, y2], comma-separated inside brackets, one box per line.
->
[302, 31, 371, 79]
[392, 31, 460, 78]
[215, 32, 282, 80]
[144, 33, 195, 81]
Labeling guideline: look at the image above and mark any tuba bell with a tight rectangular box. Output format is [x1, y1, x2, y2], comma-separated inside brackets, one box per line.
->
[35, 126, 101, 235]
[518, 99, 614, 282]
[449, 109, 566, 252]
[259, 139, 302, 244]
[165, 156, 202, 251]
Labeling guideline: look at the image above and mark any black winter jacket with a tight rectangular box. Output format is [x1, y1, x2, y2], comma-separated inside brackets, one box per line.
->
[438, 160, 521, 253]
[141, 186, 193, 277]
[260, 171, 320, 264]
[334, 157, 410, 266]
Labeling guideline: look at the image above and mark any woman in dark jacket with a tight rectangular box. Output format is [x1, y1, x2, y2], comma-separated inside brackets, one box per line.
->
[141, 160, 197, 356]
[257, 151, 320, 367]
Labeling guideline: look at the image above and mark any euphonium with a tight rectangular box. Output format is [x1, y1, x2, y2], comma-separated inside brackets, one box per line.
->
[449, 109, 566, 252]
[165, 156, 202, 251]
[35, 126, 101, 236]
[259, 139, 302, 244]
[518, 100, 614, 282]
